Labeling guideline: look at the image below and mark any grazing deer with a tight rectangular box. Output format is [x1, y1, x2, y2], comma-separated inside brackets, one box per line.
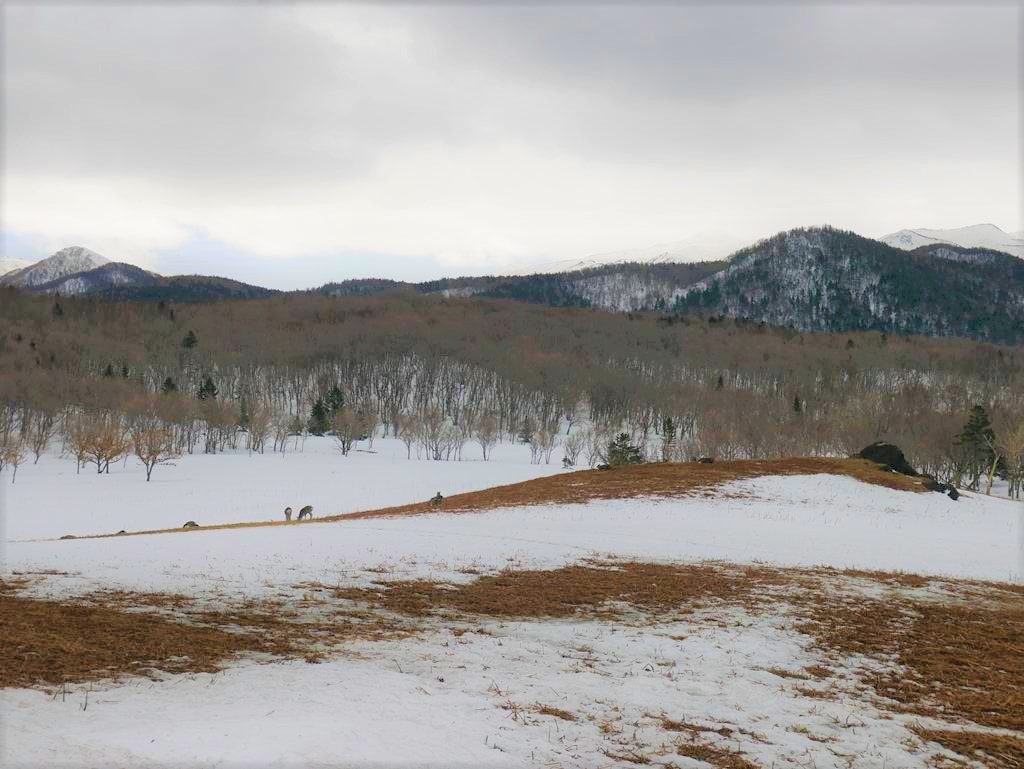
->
[429, 492, 443, 509]
[284, 506, 293, 522]
[297, 505, 314, 520]
[183, 521, 199, 528]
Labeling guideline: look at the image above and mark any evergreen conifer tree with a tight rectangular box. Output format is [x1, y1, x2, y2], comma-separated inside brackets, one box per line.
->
[607, 433, 643, 467]
[197, 376, 218, 401]
[308, 398, 331, 436]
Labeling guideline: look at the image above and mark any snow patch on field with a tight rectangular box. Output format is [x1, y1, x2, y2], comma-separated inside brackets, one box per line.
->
[2, 450, 1021, 768]
[2, 436, 565, 541]
[3, 603, 937, 769]
[5, 474, 1021, 601]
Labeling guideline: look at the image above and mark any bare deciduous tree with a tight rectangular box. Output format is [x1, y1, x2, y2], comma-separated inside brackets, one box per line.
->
[1, 438, 27, 483]
[131, 424, 179, 481]
[247, 401, 273, 455]
[27, 411, 58, 464]
[332, 408, 363, 456]
[562, 430, 585, 467]
[397, 414, 418, 459]
[474, 413, 499, 460]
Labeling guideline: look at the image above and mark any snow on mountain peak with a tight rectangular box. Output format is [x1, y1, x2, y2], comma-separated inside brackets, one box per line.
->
[0, 257, 33, 277]
[0, 246, 111, 288]
[879, 224, 1024, 258]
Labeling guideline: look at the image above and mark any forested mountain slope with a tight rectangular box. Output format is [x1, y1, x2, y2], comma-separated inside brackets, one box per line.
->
[672, 227, 1024, 344]
[8, 226, 1023, 342]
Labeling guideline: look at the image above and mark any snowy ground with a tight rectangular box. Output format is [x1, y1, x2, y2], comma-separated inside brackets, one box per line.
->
[2, 436, 566, 541]
[2, 445, 1022, 768]
[2, 603, 935, 769]
[5, 474, 1022, 599]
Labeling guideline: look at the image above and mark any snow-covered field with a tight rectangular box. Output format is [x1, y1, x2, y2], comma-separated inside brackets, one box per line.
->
[2, 604, 929, 769]
[2, 436, 566, 541]
[2, 442, 1021, 768]
[5, 474, 1022, 599]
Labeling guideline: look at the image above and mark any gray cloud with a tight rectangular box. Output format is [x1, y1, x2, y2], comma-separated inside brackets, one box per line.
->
[3, 3, 1019, 279]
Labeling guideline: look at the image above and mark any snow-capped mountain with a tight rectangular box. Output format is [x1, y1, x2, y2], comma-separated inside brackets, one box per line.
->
[1, 245, 276, 301]
[0, 257, 33, 277]
[35, 262, 160, 296]
[880, 224, 1024, 259]
[512, 235, 746, 275]
[0, 246, 111, 288]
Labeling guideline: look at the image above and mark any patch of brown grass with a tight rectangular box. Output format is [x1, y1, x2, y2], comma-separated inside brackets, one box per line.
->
[674, 738, 761, 769]
[912, 727, 1024, 769]
[602, 746, 652, 765]
[0, 585, 265, 689]
[798, 587, 1024, 733]
[533, 703, 577, 721]
[336, 457, 924, 522]
[762, 666, 810, 680]
[64, 457, 924, 540]
[330, 561, 783, 621]
[0, 580, 413, 690]
[661, 718, 734, 737]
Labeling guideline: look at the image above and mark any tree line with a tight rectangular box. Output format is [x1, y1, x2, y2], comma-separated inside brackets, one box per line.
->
[0, 287, 1021, 495]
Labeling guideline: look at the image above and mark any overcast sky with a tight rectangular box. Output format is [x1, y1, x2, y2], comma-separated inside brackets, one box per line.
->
[3, 2, 1020, 288]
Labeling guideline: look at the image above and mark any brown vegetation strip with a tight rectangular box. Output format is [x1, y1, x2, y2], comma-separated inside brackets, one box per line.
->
[336, 457, 924, 521]
[0, 580, 411, 690]
[7, 558, 1019, 769]
[798, 591, 1024, 734]
[327, 561, 784, 620]
[0, 587, 265, 689]
[66, 457, 925, 540]
[674, 739, 760, 769]
[911, 728, 1024, 769]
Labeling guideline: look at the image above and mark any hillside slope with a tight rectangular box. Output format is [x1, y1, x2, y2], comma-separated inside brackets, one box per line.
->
[673, 227, 1024, 344]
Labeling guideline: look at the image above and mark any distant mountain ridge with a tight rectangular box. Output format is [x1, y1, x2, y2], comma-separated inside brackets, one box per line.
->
[880, 223, 1024, 259]
[0, 246, 110, 288]
[2, 247, 275, 302]
[0, 257, 33, 276]
[7, 225, 1024, 343]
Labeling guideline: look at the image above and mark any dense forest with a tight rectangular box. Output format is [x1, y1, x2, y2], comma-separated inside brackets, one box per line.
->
[676, 228, 1024, 344]
[0, 287, 1021, 494]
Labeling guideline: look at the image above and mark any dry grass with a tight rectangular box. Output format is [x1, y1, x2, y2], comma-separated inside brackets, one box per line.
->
[661, 718, 734, 738]
[0, 580, 411, 689]
[796, 585, 1024, 733]
[62, 457, 924, 540]
[335, 456, 924, 521]
[674, 738, 761, 769]
[329, 561, 784, 621]
[911, 727, 1024, 769]
[533, 703, 577, 721]
[0, 585, 265, 689]
[7, 554, 1019, 769]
